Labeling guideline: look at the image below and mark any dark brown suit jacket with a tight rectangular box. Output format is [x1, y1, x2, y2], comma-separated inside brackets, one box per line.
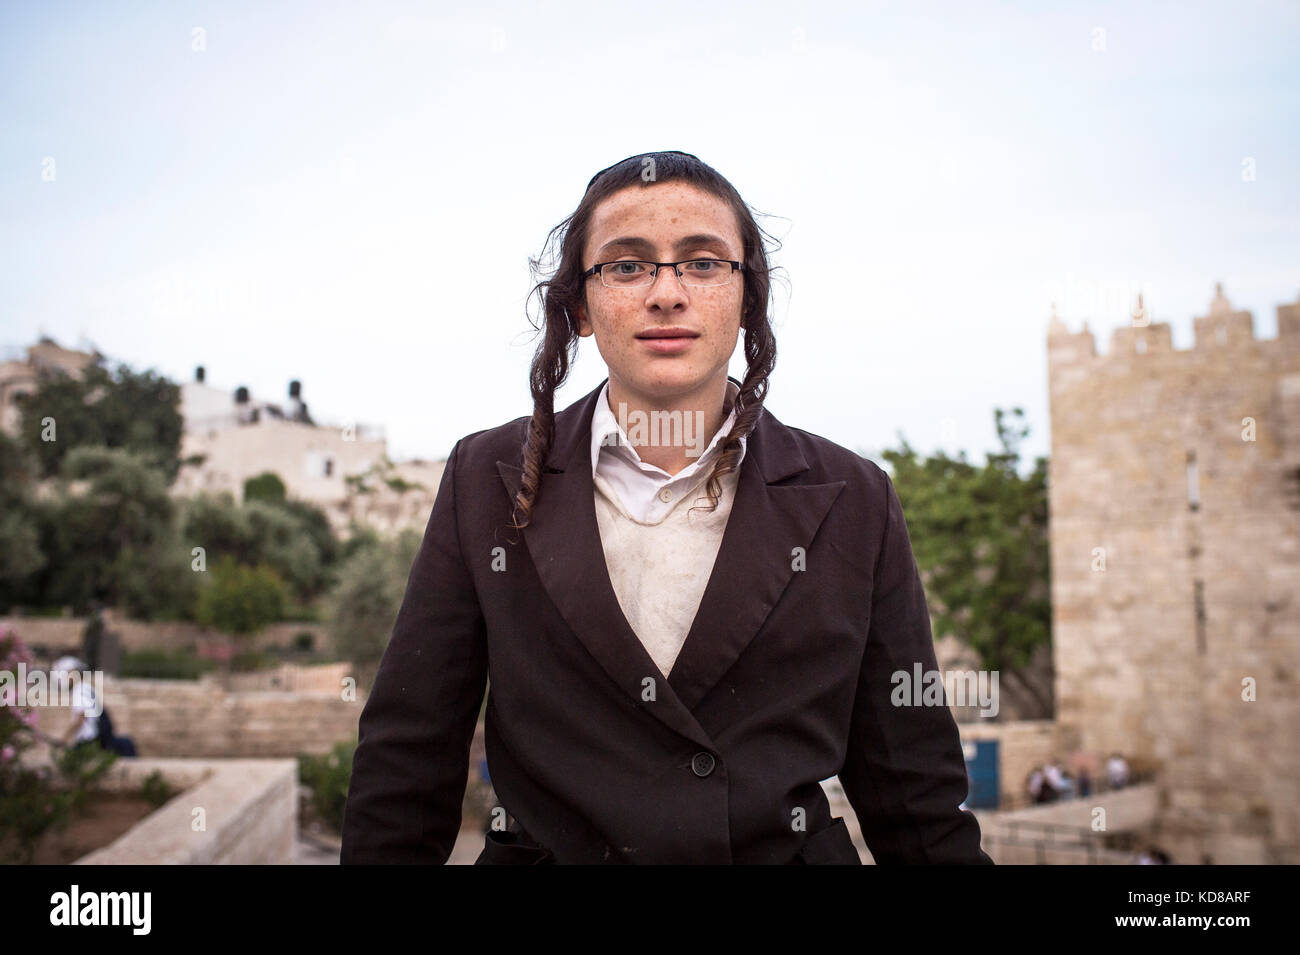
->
[340, 377, 992, 864]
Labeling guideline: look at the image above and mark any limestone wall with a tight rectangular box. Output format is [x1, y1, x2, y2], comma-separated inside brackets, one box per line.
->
[76, 758, 297, 865]
[957, 719, 1061, 808]
[1046, 286, 1300, 864]
[0, 614, 331, 657]
[36, 669, 361, 758]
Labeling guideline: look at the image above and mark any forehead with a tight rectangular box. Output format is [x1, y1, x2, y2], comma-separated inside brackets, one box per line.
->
[586, 181, 741, 259]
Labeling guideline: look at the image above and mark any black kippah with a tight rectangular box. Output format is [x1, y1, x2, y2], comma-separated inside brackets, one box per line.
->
[585, 150, 702, 192]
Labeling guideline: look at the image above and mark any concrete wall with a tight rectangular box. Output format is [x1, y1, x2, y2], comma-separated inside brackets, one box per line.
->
[76, 758, 297, 865]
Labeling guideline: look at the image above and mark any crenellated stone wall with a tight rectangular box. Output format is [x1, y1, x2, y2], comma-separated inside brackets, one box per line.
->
[1046, 284, 1300, 864]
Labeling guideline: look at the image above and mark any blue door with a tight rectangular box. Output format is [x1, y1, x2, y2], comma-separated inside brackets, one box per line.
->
[962, 739, 1000, 809]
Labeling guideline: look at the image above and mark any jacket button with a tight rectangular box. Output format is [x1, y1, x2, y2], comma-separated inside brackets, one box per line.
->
[691, 752, 716, 777]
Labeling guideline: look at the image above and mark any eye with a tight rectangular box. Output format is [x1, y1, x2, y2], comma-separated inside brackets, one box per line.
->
[610, 261, 648, 275]
[684, 259, 723, 272]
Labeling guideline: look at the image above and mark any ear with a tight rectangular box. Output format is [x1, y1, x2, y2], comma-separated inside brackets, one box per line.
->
[576, 303, 593, 337]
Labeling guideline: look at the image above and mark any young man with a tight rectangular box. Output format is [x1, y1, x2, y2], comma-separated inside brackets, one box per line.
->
[341, 151, 992, 865]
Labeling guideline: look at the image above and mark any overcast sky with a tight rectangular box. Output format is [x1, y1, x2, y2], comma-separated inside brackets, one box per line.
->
[3, 0, 1298, 468]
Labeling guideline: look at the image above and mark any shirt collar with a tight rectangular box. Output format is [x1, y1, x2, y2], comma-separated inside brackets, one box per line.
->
[590, 378, 747, 481]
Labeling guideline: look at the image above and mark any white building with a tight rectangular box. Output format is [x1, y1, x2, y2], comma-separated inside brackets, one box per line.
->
[173, 366, 443, 535]
[1, 340, 444, 536]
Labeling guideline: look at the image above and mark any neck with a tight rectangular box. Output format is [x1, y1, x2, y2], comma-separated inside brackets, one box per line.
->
[606, 373, 732, 476]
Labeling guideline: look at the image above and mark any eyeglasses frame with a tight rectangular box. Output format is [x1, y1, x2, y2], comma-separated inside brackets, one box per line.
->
[582, 258, 744, 289]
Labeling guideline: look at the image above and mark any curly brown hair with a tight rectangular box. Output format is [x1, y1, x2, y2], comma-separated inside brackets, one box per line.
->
[509, 150, 782, 536]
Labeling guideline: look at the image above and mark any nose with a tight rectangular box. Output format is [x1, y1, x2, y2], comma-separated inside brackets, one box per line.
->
[647, 263, 689, 293]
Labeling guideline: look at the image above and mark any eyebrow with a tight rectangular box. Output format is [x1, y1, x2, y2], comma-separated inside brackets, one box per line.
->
[594, 233, 735, 260]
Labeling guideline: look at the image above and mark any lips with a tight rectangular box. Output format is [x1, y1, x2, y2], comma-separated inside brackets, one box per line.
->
[636, 327, 700, 339]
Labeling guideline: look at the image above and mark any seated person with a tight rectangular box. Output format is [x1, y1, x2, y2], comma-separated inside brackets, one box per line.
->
[51, 656, 136, 757]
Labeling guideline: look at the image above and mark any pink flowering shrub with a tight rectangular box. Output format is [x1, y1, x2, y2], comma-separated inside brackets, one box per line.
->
[0, 626, 114, 863]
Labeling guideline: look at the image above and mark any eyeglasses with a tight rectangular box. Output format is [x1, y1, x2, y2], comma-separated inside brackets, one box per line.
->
[583, 258, 743, 289]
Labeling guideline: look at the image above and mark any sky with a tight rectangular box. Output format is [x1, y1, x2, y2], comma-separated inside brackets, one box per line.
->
[3, 0, 1298, 468]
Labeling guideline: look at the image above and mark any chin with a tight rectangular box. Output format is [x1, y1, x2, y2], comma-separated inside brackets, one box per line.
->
[628, 369, 710, 396]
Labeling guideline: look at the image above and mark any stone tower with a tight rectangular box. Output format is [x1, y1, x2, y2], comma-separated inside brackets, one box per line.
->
[1046, 285, 1300, 864]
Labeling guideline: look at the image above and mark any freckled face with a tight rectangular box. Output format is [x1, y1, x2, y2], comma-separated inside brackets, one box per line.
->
[576, 181, 744, 405]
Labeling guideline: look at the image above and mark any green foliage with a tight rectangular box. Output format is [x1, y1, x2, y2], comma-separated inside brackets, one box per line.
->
[0, 628, 114, 863]
[0, 354, 342, 619]
[0, 630, 37, 758]
[196, 557, 288, 635]
[273, 497, 340, 569]
[16, 361, 183, 484]
[21, 606, 67, 618]
[297, 739, 356, 834]
[339, 523, 382, 562]
[53, 741, 118, 814]
[230, 648, 274, 672]
[181, 493, 337, 602]
[242, 501, 326, 599]
[0, 431, 46, 609]
[119, 648, 216, 680]
[344, 456, 425, 497]
[182, 493, 255, 564]
[879, 407, 1052, 713]
[113, 529, 202, 621]
[326, 529, 421, 675]
[0, 742, 117, 863]
[139, 770, 175, 809]
[281, 602, 321, 623]
[243, 471, 287, 505]
[37, 447, 187, 617]
[0, 765, 76, 864]
[383, 475, 424, 494]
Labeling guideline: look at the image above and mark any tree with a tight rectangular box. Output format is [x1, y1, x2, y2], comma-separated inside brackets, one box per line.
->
[181, 493, 256, 566]
[196, 557, 288, 635]
[274, 497, 340, 570]
[0, 431, 45, 609]
[326, 529, 421, 689]
[16, 361, 183, 484]
[181, 493, 338, 602]
[879, 407, 1052, 716]
[38, 448, 184, 617]
[244, 471, 287, 505]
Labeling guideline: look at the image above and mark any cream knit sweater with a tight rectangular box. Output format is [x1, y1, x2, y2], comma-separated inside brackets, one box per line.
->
[592, 465, 741, 679]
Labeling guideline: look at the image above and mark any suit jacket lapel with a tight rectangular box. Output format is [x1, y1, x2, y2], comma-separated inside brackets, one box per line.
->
[665, 401, 845, 710]
[496, 380, 712, 749]
[496, 378, 845, 740]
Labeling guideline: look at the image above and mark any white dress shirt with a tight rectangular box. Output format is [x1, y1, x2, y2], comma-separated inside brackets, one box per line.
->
[589, 378, 748, 675]
[589, 378, 748, 525]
